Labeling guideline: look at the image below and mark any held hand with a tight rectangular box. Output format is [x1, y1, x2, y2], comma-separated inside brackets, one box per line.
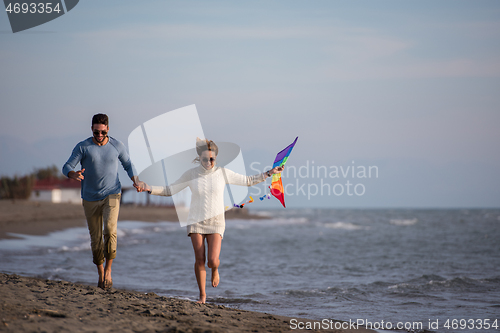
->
[271, 165, 285, 175]
[68, 168, 85, 181]
[131, 176, 143, 191]
[133, 181, 151, 193]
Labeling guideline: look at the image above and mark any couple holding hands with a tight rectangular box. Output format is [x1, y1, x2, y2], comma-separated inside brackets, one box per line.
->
[63, 113, 283, 303]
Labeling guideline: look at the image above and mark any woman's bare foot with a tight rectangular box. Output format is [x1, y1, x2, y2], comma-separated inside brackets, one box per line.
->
[211, 268, 219, 288]
[196, 294, 206, 304]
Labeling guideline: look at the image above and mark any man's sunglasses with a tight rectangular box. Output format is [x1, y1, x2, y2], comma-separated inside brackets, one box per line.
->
[202, 157, 215, 163]
[93, 130, 108, 136]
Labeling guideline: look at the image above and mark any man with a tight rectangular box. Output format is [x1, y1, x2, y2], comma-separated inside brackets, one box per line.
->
[63, 113, 138, 290]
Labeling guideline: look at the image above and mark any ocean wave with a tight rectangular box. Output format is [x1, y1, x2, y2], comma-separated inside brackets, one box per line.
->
[117, 221, 182, 236]
[120, 239, 148, 246]
[279, 289, 329, 297]
[484, 276, 500, 283]
[226, 217, 309, 229]
[251, 211, 274, 218]
[210, 297, 262, 304]
[48, 243, 90, 253]
[35, 269, 69, 281]
[263, 217, 309, 224]
[323, 222, 368, 230]
[276, 287, 366, 302]
[399, 301, 424, 306]
[0, 228, 89, 251]
[389, 218, 418, 226]
[388, 275, 498, 293]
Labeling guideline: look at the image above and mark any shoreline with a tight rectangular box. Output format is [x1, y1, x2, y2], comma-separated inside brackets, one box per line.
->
[0, 199, 266, 240]
[0, 273, 374, 333]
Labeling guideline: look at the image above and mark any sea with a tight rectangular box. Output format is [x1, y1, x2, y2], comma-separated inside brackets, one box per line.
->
[1, 208, 499, 333]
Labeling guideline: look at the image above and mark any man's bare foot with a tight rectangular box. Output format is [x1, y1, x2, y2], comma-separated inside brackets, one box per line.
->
[196, 294, 206, 304]
[103, 269, 112, 290]
[211, 268, 219, 288]
[97, 264, 105, 289]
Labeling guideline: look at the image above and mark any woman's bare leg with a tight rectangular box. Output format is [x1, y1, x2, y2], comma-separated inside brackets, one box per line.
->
[206, 234, 222, 288]
[190, 234, 206, 303]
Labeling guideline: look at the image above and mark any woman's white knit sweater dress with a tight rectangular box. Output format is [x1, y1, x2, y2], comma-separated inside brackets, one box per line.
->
[150, 164, 266, 238]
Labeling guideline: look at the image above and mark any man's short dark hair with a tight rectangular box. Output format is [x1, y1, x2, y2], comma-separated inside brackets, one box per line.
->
[92, 114, 109, 126]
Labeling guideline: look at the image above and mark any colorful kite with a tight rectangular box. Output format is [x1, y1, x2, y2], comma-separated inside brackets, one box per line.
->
[270, 137, 298, 208]
[229, 137, 298, 210]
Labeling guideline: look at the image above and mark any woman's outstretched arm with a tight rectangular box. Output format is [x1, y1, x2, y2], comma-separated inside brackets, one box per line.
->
[223, 166, 284, 186]
[134, 170, 192, 196]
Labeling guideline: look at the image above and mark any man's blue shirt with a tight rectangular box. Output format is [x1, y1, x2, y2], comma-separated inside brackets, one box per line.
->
[62, 137, 136, 201]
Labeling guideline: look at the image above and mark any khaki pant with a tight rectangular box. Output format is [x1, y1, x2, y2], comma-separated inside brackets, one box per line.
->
[82, 193, 121, 265]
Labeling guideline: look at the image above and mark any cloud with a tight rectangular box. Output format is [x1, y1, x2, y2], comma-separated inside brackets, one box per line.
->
[75, 21, 500, 81]
[76, 23, 324, 41]
[325, 28, 413, 60]
[323, 57, 500, 81]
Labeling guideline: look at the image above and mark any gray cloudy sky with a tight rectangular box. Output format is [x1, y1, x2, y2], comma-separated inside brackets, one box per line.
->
[1, 0, 499, 208]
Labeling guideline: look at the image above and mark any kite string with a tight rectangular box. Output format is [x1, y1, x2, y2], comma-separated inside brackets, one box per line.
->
[229, 187, 272, 209]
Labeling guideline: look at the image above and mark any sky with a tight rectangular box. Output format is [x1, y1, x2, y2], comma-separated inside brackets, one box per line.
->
[1, 0, 499, 208]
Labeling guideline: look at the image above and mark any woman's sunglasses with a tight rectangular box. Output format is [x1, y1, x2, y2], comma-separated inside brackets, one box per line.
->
[93, 130, 108, 136]
[202, 157, 215, 163]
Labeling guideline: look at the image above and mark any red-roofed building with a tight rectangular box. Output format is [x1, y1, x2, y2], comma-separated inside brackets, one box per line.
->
[30, 178, 81, 204]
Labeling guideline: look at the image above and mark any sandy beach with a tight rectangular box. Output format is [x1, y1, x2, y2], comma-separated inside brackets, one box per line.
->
[0, 200, 374, 333]
[0, 273, 374, 333]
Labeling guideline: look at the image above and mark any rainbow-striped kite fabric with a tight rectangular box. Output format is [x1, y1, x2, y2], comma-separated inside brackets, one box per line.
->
[270, 137, 298, 208]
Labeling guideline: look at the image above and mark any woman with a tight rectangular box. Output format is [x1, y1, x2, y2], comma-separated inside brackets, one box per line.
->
[135, 138, 284, 303]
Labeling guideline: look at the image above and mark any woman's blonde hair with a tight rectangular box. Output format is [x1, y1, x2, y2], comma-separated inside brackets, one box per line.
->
[193, 137, 219, 163]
